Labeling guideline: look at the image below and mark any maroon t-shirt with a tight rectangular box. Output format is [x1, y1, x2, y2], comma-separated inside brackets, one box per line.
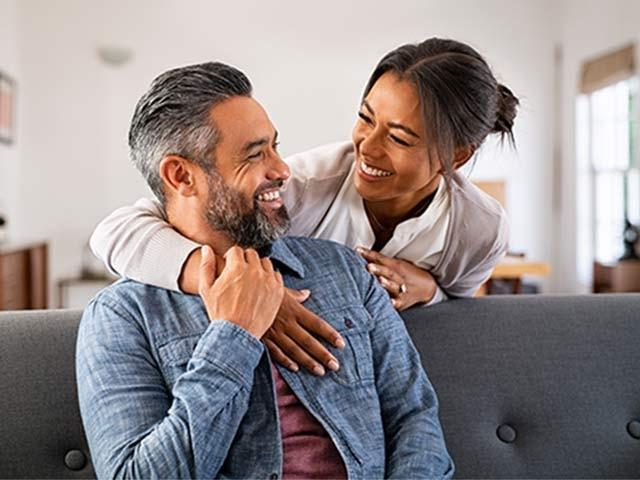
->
[272, 365, 347, 479]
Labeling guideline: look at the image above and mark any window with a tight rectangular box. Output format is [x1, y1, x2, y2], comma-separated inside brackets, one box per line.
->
[577, 77, 638, 275]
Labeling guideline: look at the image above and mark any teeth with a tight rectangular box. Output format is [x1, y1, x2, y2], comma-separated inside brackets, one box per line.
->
[361, 162, 392, 177]
[257, 190, 281, 202]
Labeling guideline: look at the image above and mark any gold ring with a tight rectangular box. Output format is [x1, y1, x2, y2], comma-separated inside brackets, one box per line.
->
[399, 283, 407, 294]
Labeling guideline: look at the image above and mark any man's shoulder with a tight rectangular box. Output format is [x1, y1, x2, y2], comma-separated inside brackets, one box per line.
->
[281, 236, 364, 267]
[91, 278, 169, 309]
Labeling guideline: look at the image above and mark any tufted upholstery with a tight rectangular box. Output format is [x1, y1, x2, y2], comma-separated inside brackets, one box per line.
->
[1, 295, 639, 478]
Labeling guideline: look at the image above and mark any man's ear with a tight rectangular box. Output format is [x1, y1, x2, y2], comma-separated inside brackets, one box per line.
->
[452, 144, 477, 170]
[159, 156, 199, 198]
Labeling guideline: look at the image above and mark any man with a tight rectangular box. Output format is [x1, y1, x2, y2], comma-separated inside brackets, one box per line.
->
[76, 62, 453, 479]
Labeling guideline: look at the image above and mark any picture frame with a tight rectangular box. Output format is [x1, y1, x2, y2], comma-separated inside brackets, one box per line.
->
[0, 71, 16, 145]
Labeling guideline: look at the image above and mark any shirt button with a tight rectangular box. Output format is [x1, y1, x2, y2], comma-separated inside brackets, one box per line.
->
[344, 317, 354, 329]
[269, 474, 278, 480]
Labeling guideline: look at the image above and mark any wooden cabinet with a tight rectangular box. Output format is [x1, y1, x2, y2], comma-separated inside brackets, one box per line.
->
[0, 242, 48, 309]
[594, 260, 640, 293]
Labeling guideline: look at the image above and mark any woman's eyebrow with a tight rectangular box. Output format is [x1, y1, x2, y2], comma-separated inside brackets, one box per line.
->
[362, 100, 420, 139]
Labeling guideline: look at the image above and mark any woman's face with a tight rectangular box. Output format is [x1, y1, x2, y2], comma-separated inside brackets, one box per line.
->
[351, 72, 441, 205]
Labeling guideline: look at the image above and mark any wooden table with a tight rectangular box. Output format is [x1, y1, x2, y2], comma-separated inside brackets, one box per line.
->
[478, 256, 551, 295]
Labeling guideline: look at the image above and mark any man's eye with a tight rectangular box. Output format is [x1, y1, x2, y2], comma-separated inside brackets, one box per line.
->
[390, 135, 410, 147]
[247, 151, 262, 161]
[272, 141, 280, 151]
[358, 111, 373, 124]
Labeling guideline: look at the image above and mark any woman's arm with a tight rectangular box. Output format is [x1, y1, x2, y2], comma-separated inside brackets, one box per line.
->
[90, 198, 200, 292]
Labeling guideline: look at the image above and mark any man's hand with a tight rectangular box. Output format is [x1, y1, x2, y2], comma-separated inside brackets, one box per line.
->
[356, 247, 438, 311]
[198, 245, 284, 339]
[263, 289, 345, 376]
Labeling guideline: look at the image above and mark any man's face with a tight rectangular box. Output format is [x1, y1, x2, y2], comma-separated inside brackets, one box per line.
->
[203, 96, 291, 250]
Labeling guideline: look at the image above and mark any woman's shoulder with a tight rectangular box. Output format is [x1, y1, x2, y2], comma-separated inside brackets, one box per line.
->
[284, 141, 354, 181]
[448, 172, 509, 247]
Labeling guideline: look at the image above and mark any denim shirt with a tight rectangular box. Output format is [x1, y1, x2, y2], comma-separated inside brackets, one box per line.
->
[76, 236, 453, 479]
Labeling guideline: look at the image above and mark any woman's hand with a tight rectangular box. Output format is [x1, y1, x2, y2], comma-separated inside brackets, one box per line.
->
[263, 288, 346, 376]
[356, 246, 438, 311]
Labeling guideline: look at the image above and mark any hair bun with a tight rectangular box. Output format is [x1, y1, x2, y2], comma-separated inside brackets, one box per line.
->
[493, 84, 519, 143]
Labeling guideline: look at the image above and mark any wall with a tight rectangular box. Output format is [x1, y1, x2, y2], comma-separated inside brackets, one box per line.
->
[12, 0, 559, 298]
[0, 0, 21, 238]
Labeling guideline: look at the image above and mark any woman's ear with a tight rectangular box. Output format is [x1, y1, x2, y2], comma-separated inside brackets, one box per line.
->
[452, 144, 477, 170]
[159, 156, 199, 198]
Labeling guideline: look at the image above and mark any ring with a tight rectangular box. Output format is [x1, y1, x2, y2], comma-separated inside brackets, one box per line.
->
[399, 283, 407, 294]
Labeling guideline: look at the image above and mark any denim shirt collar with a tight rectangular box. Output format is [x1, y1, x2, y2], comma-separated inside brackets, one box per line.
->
[269, 239, 306, 279]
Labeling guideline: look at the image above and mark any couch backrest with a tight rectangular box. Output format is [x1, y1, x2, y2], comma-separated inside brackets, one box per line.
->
[0, 309, 92, 478]
[403, 294, 640, 479]
[1, 295, 639, 478]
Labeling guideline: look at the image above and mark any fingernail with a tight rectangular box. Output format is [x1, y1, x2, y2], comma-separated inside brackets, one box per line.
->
[327, 359, 340, 371]
[335, 337, 346, 349]
[367, 264, 377, 272]
[313, 365, 326, 376]
[201, 245, 210, 259]
[290, 363, 299, 372]
[356, 246, 366, 253]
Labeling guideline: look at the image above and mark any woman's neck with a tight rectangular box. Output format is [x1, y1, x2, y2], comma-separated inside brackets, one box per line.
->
[364, 177, 441, 230]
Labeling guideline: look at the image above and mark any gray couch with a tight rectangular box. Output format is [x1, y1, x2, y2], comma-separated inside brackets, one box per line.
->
[1, 294, 639, 478]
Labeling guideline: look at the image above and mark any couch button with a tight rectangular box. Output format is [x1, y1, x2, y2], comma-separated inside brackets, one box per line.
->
[64, 450, 87, 470]
[628, 420, 640, 439]
[497, 424, 517, 443]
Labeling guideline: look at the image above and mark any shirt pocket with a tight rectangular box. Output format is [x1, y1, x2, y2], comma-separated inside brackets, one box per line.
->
[157, 334, 201, 387]
[323, 306, 374, 387]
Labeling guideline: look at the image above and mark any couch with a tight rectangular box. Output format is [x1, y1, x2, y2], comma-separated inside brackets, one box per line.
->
[1, 294, 639, 478]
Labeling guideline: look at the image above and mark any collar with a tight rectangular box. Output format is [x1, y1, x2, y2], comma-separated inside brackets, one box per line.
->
[268, 238, 306, 279]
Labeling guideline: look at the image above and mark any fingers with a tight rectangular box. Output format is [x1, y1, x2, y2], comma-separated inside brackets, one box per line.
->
[296, 305, 345, 349]
[366, 263, 403, 284]
[261, 256, 274, 273]
[356, 246, 391, 266]
[224, 245, 246, 267]
[264, 335, 299, 372]
[272, 333, 328, 376]
[198, 245, 217, 291]
[245, 248, 261, 267]
[285, 287, 311, 303]
[379, 276, 402, 297]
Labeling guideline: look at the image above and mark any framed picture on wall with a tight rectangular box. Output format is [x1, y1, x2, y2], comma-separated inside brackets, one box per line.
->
[0, 72, 16, 145]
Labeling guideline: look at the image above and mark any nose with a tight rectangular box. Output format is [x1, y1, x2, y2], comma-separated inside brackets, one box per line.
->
[356, 124, 384, 160]
[266, 151, 290, 182]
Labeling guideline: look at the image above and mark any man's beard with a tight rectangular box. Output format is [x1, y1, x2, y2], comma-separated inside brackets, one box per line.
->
[203, 170, 290, 252]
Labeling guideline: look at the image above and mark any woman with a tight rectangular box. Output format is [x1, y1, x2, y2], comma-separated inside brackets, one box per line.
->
[91, 38, 518, 373]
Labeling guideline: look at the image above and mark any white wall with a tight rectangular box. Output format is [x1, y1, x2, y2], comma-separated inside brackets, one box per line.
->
[12, 0, 560, 297]
[0, 0, 21, 237]
[555, 0, 640, 292]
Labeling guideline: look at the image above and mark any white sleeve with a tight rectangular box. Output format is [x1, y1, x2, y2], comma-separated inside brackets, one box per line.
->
[89, 198, 200, 292]
[425, 285, 447, 306]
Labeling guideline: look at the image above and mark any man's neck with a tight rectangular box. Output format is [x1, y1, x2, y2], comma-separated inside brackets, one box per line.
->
[165, 203, 236, 257]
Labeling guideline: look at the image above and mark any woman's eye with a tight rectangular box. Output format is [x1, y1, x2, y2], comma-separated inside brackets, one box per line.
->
[358, 111, 373, 124]
[390, 135, 410, 147]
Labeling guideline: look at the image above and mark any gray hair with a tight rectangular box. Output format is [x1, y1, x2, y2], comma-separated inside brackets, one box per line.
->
[128, 62, 253, 203]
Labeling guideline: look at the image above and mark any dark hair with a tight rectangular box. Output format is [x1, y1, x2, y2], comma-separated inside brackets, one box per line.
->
[363, 38, 519, 177]
[129, 62, 252, 203]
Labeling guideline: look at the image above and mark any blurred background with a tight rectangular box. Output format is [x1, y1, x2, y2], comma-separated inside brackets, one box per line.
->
[1, 0, 639, 308]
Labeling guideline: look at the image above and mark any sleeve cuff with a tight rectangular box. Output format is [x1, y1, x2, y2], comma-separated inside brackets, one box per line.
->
[192, 320, 265, 388]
